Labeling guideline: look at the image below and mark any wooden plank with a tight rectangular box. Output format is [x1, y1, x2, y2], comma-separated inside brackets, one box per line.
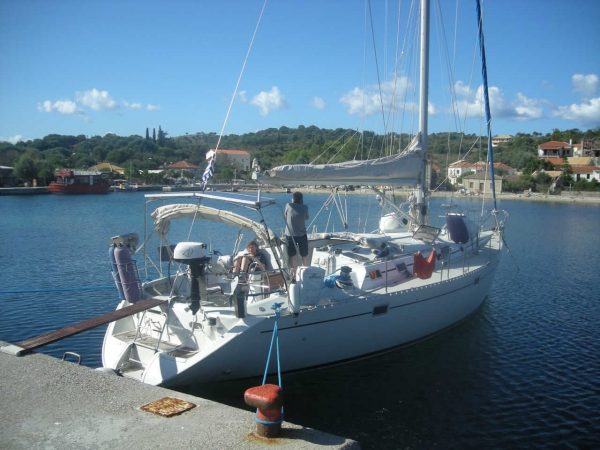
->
[17, 298, 167, 352]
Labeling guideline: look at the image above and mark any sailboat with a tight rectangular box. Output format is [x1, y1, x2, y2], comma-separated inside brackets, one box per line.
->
[102, 0, 506, 387]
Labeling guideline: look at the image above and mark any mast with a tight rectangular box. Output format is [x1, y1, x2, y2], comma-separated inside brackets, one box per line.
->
[476, 0, 498, 210]
[410, 0, 430, 229]
[419, 0, 430, 151]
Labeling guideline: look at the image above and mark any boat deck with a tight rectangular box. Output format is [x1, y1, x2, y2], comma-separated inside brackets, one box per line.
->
[113, 329, 199, 357]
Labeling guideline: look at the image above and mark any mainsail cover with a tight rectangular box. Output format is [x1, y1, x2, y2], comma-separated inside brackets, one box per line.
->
[257, 135, 425, 187]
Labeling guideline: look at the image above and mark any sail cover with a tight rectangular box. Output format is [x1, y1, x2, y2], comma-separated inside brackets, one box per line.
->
[257, 135, 425, 187]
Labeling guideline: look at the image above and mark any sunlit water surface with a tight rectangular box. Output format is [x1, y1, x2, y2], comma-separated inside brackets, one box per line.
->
[1, 192, 598, 449]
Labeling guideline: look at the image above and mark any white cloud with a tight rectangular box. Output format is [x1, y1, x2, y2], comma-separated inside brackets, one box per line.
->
[238, 90, 248, 103]
[0, 134, 26, 144]
[37, 99, 81, 115]
[340, 75, 414, 117]
[513, 93, 543, 120]
[452, 82, 541, 120]
[553, 97, 600, 124]
[311, 96, 326, 110]
[38, 89, 160, 116]
[250, 86, 286, 116]
[451, 83, 485, 118]
[453, 80, 472, 98]
[76, 88, 117, 111]
[123, 101, 142, 110]
[572, 73, 598, 97]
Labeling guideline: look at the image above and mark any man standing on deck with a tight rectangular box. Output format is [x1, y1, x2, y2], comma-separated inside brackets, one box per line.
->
[284, 191, 309, 273]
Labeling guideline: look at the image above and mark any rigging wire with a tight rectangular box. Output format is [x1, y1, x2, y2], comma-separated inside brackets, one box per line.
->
[367, 0, 389, 135]
[309, 129, 357, 165]
[212, 0, 268, 157]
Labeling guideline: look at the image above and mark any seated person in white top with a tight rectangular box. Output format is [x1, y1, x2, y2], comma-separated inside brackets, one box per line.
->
[233, 240, 271, 274]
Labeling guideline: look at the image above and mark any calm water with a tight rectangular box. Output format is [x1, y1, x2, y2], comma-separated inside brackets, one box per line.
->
[1, 192, 599, 449]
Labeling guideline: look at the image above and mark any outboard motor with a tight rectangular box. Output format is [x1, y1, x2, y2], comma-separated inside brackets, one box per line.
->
[173, 242, 211, 315]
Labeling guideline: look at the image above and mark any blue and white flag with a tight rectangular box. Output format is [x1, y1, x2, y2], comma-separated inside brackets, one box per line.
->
[202, 149, 216, 187]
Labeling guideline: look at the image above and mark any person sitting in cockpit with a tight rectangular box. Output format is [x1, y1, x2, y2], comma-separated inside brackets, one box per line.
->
[233, 240, 270, 273]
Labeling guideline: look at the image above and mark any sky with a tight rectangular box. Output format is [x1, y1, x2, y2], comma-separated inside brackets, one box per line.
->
[1, 0, 599, 144]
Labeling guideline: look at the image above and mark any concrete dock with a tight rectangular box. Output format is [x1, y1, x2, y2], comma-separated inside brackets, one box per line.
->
[0, 351, 359, 449]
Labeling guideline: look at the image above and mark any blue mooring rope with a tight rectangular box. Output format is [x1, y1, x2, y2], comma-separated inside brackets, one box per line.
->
[261, 302, 283, 387]
[256, 302, 284, 425]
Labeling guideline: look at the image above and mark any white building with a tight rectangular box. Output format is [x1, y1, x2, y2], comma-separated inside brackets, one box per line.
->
[462, 173, 503, 194]
[491, 135, 512, 147]
[447, 160, 477, 185]
[447, 160, 515, 185]
[569, 166, 600, 183]
[213, 149, 252, 171]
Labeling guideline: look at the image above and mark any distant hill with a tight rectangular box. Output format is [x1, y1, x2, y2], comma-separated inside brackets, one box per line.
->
[1, 126, 598, 186]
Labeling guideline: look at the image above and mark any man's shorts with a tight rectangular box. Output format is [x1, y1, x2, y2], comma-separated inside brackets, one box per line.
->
[286, 234, 308, 257]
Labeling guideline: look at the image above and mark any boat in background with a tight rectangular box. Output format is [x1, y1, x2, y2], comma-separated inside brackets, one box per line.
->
[48, 169, 110, 194]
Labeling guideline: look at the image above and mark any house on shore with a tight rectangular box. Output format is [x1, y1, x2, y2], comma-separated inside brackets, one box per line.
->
[447, 160, 515, 186]
[211, 149, 252, 171]
[491, 135, 513, 147]
[538, 141, 573, 158]
[90, 162, 125, 175]
[538, 139, 600, 159]
[462, 173, 503, 194]
[539, 157, 600, 184]
[573, 139, 600, 158]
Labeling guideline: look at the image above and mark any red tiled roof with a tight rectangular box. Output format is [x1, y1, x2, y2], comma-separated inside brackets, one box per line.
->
[546, 158, 567, 167]
[546, 157, 593, 168]
[167, 160, 199, 169]
[212, 149, 251, 156]
[571, 166, 599, 174]
[448, 160, 476, 169]
[538, 141, 570, 149]
[472, 161, 514, 171]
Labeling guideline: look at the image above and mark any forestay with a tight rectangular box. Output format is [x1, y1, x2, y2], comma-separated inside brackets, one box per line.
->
[257, 135, 425, 187]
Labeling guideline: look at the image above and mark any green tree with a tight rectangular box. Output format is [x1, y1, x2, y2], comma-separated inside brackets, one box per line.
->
[36, 160, 55, 186]
[13, 153, 38, 184]
[560, 156, 573, 187]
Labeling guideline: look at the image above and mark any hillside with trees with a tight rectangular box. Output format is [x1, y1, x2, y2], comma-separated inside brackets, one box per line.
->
[1, 126, 598, 191]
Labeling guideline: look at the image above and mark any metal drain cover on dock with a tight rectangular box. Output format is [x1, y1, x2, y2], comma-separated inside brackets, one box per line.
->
[140, 397, 196, 417]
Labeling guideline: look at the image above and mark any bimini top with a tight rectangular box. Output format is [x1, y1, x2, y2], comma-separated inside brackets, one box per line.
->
[151, 203, 277, 245]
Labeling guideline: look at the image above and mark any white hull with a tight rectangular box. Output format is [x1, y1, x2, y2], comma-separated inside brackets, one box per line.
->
[102, 233, 500, 387]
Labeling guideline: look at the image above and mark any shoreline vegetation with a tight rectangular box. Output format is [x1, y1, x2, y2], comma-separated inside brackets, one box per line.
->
[3, 128, 599, 195]
[299, 187, 600, 204]
[2, 185, 599, 205]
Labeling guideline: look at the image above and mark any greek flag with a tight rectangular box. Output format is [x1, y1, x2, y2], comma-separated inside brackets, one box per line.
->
[202, 150, 216, 185]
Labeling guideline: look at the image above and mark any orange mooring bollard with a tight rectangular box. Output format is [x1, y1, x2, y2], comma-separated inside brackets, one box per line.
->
[244, 384, 283, 438]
